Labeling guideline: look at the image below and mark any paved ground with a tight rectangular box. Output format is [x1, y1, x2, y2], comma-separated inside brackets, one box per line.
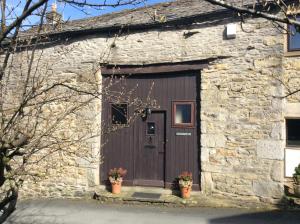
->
[4, 199, 300, 224]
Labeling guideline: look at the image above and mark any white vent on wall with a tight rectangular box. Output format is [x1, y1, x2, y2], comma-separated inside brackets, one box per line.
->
[226, 23, 236, 39]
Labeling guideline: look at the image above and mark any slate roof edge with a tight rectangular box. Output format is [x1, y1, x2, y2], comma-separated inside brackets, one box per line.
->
[12, 9, 234, 47]
[22, 0, 285, 39]
[17, 8, 234, 41]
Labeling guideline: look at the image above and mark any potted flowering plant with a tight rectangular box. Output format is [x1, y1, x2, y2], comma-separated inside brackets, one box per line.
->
[293, 163, 300, 197]
[108, 167, 127, 194]
[178, 171, 193, 199]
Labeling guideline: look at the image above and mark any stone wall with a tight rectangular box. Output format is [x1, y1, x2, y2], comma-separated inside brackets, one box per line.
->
[5, 15, 299, 203]
[2, 46, 102, 199]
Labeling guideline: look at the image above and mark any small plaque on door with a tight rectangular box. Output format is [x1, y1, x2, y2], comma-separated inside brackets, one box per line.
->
[176, 132, 192, 136]
[144, 144, 156, 149]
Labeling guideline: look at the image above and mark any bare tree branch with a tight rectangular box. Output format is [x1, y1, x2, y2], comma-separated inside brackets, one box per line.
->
[61, 0, 144, 8]
[205, 0, 300, 26]
[0, 0, 48, 44]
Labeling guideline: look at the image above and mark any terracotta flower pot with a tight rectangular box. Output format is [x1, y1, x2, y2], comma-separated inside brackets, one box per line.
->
[111, 181, 122, 194]
[180, 186, 191, 199]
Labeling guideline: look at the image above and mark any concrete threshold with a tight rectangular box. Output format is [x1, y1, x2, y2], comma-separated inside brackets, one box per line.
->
[96, 185, 174, 194]
[94, 186, 181, 205]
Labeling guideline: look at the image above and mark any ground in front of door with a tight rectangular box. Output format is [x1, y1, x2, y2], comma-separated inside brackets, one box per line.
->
[4, 199, 300, 224]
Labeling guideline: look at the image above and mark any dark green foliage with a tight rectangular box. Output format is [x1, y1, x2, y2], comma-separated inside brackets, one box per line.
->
[293, 164, 300, 185]
[108, 167, 127, 180]
[294, 164, 300, 176]
[178, 171, 193, 182]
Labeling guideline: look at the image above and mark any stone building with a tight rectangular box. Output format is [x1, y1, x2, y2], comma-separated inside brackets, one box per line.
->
[8, 0, 300, 204]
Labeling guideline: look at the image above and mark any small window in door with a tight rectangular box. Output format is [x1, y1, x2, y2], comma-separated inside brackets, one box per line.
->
[147, 122, 156, 135]
[286, 119, 300, 147]
[172, 101, 195, 128]
[111, 103, 128, 125]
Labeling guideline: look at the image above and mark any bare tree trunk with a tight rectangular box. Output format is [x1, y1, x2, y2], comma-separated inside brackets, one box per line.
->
[0, 186, 18, 223]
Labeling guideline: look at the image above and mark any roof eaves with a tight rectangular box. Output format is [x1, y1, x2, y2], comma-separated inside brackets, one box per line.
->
[24, 8, 233, 39]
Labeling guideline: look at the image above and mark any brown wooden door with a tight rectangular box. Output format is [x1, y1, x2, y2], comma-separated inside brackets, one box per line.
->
[101, 73, 200, 189]
[133, 111, 165, 187]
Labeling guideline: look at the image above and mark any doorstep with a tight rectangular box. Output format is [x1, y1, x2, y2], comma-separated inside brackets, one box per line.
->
[93, 186, 278, 209]
[93, 185, 185, 205]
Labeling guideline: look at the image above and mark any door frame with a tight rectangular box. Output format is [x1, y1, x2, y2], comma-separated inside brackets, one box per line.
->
[133, 110, 167, 187]
[100, 71, 202, 190]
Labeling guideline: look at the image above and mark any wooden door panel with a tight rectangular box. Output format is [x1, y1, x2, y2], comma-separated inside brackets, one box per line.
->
[134, 112, 165, 185]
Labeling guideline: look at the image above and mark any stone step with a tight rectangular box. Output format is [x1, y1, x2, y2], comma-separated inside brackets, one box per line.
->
[96, 185, 201, 196]
[93, 187, 278, 209]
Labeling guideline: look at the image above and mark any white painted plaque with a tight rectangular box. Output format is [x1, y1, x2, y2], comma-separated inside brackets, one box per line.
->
[285, 148, 300, 177]
[176, 132, 192, 136]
